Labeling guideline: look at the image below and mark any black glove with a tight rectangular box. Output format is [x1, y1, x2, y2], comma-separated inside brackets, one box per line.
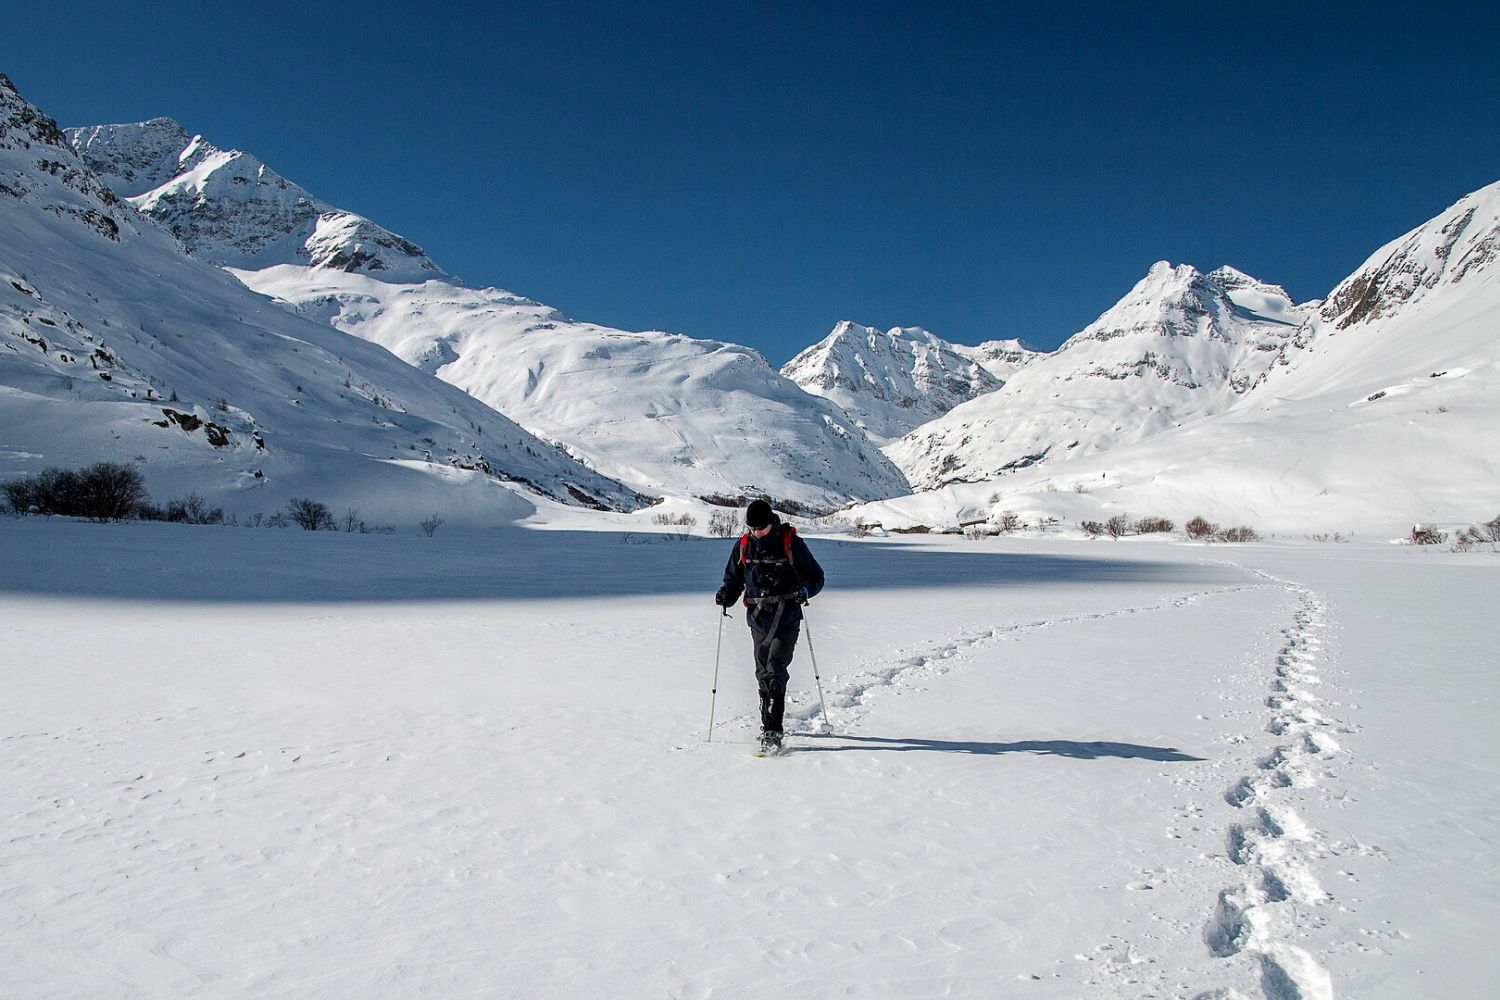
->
[715, 586, 735, 607]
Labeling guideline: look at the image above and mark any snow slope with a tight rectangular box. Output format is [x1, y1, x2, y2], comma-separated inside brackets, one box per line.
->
[3, 518, 1497, 999]
[781, 321, 1040, 443]
[888, 263, 1312, 489]
[853, 183, 1500, 536]
[69, 120, 910, 512]
[0, 75, 642, 522]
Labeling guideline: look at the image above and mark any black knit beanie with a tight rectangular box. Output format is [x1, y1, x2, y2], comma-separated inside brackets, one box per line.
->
[745, 499, 777, 529]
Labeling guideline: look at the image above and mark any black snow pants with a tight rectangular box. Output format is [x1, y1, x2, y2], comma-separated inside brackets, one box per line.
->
[752, 615, 801, 735]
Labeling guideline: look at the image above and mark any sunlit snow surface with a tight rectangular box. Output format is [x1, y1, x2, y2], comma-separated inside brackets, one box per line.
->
[4, 518, 1496, 999]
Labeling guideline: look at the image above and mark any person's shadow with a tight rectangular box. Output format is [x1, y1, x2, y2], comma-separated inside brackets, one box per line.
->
[787, 734, 1204, 762]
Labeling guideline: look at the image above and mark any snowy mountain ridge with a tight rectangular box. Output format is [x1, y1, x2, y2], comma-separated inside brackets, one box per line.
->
[887, 261, 1314, 490]
[69, 116, 911, 511]
[67, 118, 444, 281]
[1, 74, 643, 522]
[780, 321, 1041, 443]
[853, 184, 1500, 535]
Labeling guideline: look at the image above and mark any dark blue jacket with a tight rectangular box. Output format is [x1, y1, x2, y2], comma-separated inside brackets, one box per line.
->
[720, 523, 826, 632]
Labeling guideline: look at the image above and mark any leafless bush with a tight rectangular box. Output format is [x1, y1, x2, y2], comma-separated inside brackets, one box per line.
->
[288, 497, 336, 531]
[995, 510, 1022, 533]
[1185, 516, 1217, 540]
[1105, 514, 1132, 538]
[1409, 524, 1447, 546]
[164, 494, 224, 525]
[419, 514, 445, 538]
[1080, 520, 1106, 538]
[1215, 525, 1261, 543]
[652, 512, 699, 528]
[708, 510, 738, 537]
[1134, 516, 1175, 534]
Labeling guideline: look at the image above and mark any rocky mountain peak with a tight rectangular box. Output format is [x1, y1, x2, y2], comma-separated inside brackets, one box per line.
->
[65, 119, 444, 281]
[782, 321, 1009, 443]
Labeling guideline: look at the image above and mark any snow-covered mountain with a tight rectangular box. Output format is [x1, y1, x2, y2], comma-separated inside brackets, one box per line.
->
[887, 262, 1312, 489]
[68, 120, 910, 512]
[1, 74, 643, 522]
[852, 182, 1500, 535]
[67, 118, 443, 281]
[780, 322, 1040, 443]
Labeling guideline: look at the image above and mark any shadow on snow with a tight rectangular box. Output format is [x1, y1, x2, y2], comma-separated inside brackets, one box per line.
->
[787, 734, 1205, 762]
[0, 522, 1246, 603]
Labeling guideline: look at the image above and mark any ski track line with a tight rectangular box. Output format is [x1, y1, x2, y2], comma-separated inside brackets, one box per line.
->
[1200, 570, 1344, 1000]
[715, 582, 1266, 737]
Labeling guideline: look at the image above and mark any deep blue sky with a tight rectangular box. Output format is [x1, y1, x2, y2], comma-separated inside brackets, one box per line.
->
[6, 3, 1499, 363]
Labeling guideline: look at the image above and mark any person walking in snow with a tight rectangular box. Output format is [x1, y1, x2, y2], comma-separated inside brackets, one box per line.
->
[715, 499, 826, 754]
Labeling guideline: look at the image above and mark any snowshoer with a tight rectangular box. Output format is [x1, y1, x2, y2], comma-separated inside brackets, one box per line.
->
[715, 499, 826, 754]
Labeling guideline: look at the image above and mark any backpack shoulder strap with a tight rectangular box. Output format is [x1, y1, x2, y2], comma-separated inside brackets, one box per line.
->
[737, 532, 750, 565]
[782, 526, 803, 584]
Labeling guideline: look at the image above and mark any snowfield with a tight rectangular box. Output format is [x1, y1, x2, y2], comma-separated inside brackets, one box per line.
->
[4, 519, 1497, 999]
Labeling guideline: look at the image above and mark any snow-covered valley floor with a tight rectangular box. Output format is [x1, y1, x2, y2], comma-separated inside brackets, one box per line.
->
[3, 522, 1496, 999]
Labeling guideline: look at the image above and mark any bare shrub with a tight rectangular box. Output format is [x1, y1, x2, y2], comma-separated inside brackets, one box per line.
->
[287, 497, 336, 531]
[996, 510, 1022, 533]
[77, 463, 148, 522]
[1105, 514, 1132, 538]
[1, 475, 37, 515]
[1134, 516, 1175, 534]
[708, 510, 739, 537]
[1185, 516, 1217, 540]
[652, 512, 698, 528]
[1409, 524, 1447, 546]
[165, 494, 224, 525]
[1080, 520, 1106, 538]
[1215, 525, 1261, 543]
[419, 514, 445, 538]
[342, 507, 365, 533]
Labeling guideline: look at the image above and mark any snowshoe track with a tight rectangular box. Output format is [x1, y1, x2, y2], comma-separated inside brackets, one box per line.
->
[1201, 575, 1341, 1000]
[710, 584, 1257, 738]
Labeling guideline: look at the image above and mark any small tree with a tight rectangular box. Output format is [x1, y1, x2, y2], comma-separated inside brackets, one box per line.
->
[708, 509, 738, 537]
[287, 497, 336, 531]
[1134, 516, 1175, 534]
[1080, 520, 1106, 538]
[1215, 525, 1261, 543]
[419, 514, 445, 538]
[1105, 514, 1132, 538]
[77, 462, 148, 522]
[996, 510, 1022, 533]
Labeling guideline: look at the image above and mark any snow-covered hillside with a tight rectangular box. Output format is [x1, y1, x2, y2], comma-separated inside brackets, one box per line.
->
[888, 263, 1312, 489]
[852, 184, 1500, 536]
[781, 321, 1040, 442]
[1, 74, 642, 522]
[69, 120, 911, 512]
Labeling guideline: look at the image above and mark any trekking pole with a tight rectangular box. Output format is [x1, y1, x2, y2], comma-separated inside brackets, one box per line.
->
[802, 609, 834, 734]
[706, 607, 728, 742]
